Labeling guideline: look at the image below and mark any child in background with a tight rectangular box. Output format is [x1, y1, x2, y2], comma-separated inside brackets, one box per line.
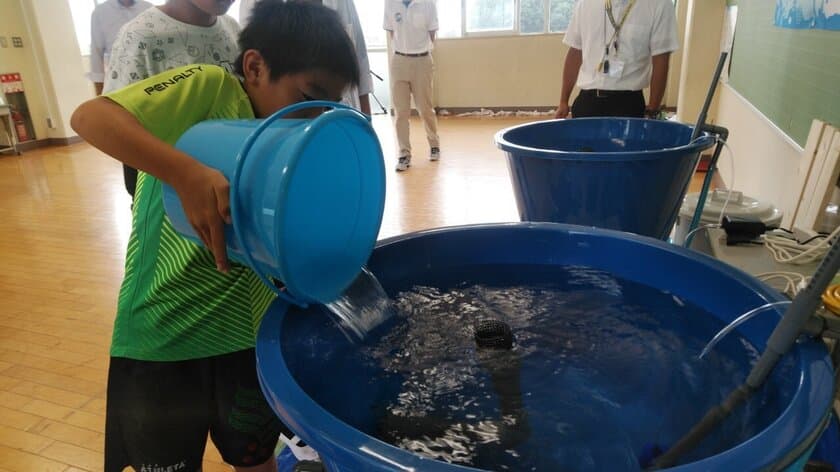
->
[105, 0, 241, 198]
[71, 2, 359, 471]
[88, 0, 152, 95]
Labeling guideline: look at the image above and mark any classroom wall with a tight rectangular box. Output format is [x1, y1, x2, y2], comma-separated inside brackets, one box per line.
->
[711, 0, 840, 212]
[0, 0, 92, 141]
[428, 27, 685, 111]
[664, 0, 689, 109]
[25, 0, 93, 139]
[425, 1, 688, 110]
[712, 83, 802, 210]
[0, 0, 52, 141]
[676, 0, 726, 123]
[432, 34, 568, 109]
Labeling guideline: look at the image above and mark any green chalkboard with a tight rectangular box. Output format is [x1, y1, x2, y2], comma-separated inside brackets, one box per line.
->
[728, 0, 840, 146]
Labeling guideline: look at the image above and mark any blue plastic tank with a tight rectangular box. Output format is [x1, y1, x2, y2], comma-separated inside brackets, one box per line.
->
[495, 119, 716, 239]
[256, 223, 834, 471]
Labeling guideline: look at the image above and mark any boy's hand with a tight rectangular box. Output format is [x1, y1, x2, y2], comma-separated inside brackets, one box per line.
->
[69, 98, 231, 273]
[174, 163, 232, 273]
[555, 102, 571, 119]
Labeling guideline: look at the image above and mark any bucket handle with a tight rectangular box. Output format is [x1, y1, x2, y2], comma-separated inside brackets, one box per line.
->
[229, 100, 362, 307]
[689, 133, 716, 149]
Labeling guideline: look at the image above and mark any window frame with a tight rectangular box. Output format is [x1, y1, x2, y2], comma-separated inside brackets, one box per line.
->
[439, 0, 574, 39]
[462, 0, 518, 37]
[439, 0, 675, 39]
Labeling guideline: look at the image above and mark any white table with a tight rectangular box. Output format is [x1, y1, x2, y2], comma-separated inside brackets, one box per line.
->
[693, 228, 820, 295]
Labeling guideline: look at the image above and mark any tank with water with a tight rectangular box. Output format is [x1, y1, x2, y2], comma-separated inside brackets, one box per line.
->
[257, 224, 835, 472]
[160, 103, 834, 470]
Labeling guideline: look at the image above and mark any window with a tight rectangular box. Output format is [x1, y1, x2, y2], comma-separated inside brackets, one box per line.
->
[548, 0, 576, 33]
[520, 0, 546, 34]
[356, 0, 387, 48]
[438, 2, 463, 38]
[434, 0, 580, 38]
[466, 0, 515, 33]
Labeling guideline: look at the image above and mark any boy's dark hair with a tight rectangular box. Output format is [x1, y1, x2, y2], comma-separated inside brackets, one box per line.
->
[235, 1, 360, 86]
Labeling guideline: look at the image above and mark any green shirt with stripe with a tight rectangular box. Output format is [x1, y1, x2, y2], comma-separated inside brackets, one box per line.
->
[106, 64, 275, 361]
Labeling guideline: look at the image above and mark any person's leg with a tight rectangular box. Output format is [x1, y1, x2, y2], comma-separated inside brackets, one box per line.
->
[123, 165, 138, 198]
[411, 54, 440, 157]
[105, 357, 211, 472]
[210, 348, 289, 472]
[598, 91, 645, 117]
[572, 90, 646, 118]
[571, 90, 600, 118]
[625, 90, 646, 118]
[390, 54, 413, 160]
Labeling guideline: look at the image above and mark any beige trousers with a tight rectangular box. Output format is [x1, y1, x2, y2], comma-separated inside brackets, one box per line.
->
[389, 53, 440, 157]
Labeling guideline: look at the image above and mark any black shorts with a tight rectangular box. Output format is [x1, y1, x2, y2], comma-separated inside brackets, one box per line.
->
[572, 89, 646, 118]
[105, 349, 289, 472]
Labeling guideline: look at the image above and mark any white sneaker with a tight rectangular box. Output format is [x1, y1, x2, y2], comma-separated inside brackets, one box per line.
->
[279, 434, 320, 462]
[430, 147, 440, 161]
[395, 155, 411, 172]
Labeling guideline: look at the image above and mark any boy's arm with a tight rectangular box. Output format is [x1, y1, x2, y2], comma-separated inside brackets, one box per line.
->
[71, 97, 231, 273]
[556, 47, 582, 118]
[428, 2, 439, 42]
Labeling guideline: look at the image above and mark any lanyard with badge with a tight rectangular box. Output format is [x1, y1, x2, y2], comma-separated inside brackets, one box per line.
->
[598, 0, 637, 77]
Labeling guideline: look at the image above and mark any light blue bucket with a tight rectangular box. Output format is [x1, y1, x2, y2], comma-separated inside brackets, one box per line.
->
[163, 101, 386, 306]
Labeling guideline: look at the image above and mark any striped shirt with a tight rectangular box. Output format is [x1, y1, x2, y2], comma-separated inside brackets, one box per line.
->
[106, 65, 274, 361]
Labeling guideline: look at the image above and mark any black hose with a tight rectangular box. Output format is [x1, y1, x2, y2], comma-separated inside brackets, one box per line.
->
[652, 234, 840, 468]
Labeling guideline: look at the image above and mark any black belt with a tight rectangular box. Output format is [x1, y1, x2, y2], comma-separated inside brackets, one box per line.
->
[580, 89, 641, 98]
[395, 51, 429, 57]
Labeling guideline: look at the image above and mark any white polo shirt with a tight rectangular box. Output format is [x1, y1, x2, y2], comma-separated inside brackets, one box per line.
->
[383, 0, 438, 55]
[564, 0, 679, 91]
[89, 0, 153, 83]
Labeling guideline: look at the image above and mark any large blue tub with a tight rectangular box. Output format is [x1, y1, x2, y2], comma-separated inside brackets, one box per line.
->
[495, 119, 716, 239]
[256, 223, 834, 471]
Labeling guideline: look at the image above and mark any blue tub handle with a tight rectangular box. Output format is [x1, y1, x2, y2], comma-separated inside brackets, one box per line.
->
[230, 101, 362, 307]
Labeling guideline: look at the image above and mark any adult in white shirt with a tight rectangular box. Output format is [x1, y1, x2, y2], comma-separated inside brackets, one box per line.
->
[554, 0, 678, 119]
[239, 0, 372, 114]
[384, 0, 440, 172]
[104, 0, 240, 198]
[89, 0, 153, 95]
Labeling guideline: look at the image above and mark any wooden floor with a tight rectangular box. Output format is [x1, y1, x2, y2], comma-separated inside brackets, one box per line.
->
[0, 116, 708, 471]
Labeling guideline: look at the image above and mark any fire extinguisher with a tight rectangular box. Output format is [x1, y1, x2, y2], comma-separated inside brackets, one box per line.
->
[10, 109, 29, 142]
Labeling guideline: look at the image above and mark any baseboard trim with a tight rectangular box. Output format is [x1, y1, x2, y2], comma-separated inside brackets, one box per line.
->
[8, 136, 83, 153]
[387, 106, 558, 117]
[439, 106, 557, 114]
[11, 140, 44, 152]
[385, 105, 676, 116]
[49, 136, 84, 146]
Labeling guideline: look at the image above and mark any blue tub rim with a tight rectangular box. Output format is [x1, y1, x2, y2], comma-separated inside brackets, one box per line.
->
[256, 222, 835, 471]
[494, 117, 716, 161]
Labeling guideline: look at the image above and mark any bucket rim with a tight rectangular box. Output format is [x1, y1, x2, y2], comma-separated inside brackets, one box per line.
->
[270, 107, 386, 304]
[256, 222, 834, 471]
[494, 117, 716, 161]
